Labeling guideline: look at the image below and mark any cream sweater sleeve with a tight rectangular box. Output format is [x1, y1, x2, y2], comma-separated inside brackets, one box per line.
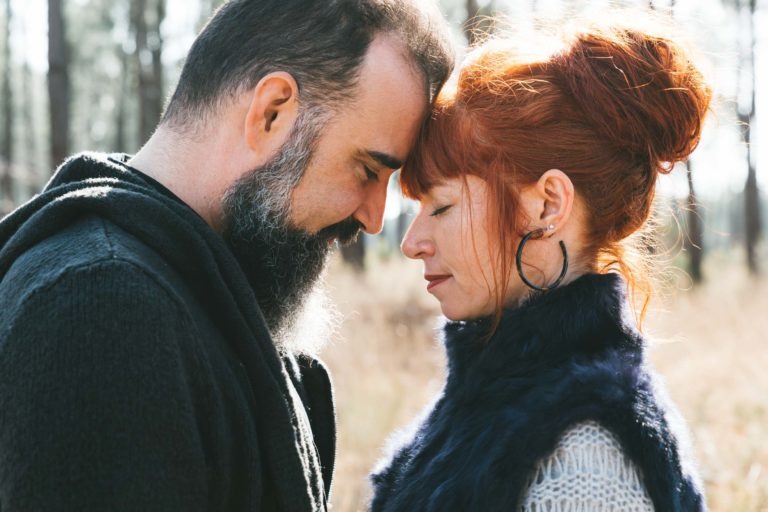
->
[519, 421, 655, 512]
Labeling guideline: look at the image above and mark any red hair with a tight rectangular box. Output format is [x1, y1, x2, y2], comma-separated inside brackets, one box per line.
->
[401, 18, 712, 326]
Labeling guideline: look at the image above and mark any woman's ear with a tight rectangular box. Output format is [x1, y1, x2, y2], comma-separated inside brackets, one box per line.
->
[518, 169, 575, 235]
[536, 169, 575, 236]
[244, 71, 300, 161]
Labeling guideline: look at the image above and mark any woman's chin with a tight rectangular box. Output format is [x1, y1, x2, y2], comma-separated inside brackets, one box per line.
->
[438, 301, 462, 321]
[441, 309, 464, 322]
[439, 303, 488, 322]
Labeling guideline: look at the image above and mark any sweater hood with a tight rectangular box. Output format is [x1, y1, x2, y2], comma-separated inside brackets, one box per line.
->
[0, 152, 330, 511]
[0, 152, 201, 276]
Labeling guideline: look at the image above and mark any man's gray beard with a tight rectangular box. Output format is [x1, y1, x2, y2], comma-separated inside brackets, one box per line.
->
[221, 108, 359, 356]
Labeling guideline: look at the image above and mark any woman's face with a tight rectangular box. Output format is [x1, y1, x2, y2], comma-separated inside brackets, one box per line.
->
[401, 175, 503, 320]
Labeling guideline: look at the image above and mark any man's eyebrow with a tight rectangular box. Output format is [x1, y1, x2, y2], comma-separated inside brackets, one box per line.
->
[366, 150, 403, 170]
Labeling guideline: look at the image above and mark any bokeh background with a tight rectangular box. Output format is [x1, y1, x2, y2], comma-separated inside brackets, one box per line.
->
[1, 0, 766, 510]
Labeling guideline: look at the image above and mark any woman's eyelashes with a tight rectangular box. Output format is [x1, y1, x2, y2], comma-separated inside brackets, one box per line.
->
[430, 204, 452, 217]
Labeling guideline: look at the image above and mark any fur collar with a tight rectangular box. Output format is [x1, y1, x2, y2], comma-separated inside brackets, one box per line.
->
[441, 272, 641, 390]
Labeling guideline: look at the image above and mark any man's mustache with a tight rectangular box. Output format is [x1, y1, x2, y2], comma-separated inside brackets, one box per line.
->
[316, 217, 363, 245]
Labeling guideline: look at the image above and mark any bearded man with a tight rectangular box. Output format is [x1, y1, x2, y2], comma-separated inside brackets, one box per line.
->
[0, 1, 453, 510]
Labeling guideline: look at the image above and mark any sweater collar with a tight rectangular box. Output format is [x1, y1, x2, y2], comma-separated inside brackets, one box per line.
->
[441, 273, 643, 386]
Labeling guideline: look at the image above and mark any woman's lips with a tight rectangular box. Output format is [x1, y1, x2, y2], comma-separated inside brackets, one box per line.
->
[425, 274, 451, 291]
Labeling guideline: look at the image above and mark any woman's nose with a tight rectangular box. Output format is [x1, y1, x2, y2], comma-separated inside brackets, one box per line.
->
[401, 216, 434, 260]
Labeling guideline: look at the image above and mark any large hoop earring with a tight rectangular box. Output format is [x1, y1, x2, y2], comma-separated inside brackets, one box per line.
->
[515, 228, 569, 292]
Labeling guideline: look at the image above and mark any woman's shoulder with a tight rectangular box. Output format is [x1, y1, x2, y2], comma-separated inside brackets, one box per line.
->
[520, 420, 655, 511]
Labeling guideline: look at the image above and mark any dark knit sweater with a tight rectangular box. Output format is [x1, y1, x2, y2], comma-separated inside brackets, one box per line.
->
[0, 152, 335, 511]
[370, 273, 705, 511]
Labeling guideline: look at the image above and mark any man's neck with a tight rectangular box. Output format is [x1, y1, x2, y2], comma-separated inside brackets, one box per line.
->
[128, 125, 233, 232]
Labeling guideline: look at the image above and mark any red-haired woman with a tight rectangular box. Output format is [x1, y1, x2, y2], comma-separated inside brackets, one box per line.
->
[370, 19, 710, 512]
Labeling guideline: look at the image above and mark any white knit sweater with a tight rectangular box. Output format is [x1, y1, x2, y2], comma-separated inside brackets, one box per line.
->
[520, 421, 655, 511]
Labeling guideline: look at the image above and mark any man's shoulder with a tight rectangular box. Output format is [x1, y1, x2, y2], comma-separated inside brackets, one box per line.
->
[0, 214, 184, 313]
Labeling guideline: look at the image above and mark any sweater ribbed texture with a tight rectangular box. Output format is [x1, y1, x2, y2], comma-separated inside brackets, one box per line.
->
[521, 421, 654, 511]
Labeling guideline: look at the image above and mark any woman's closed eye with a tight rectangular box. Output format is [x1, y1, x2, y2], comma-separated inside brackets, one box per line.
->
[430, 205, 452, 217]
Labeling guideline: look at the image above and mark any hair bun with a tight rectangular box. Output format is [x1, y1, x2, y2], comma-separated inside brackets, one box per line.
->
[556, 24, 711, 171]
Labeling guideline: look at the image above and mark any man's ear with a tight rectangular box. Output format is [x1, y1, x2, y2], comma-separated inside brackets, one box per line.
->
[244, 72, 299, 160]
[518, 169, 575, 236]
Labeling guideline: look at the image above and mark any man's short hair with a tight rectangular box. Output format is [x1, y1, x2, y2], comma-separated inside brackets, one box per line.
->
[162, 0, 455, 131]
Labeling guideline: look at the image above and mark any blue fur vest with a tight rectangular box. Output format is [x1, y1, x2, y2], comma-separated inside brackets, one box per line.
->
[370, 273, 705, 511]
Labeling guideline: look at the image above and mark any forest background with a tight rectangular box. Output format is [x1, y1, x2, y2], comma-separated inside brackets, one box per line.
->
[1, 0, 766, 509]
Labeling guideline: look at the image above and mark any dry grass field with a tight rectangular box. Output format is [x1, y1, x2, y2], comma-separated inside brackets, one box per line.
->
[318, 252, 768, 511]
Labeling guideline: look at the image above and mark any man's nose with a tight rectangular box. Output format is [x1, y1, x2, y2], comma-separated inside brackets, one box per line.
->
[353, 182, 388, 235]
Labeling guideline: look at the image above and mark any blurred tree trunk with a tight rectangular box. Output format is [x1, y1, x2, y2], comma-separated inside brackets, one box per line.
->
[666, 0, 705, 282]
[48, 0, 70, 169]
[152, 0, 166, 119]
[397, 207, 410, 246]
[114, 45, 129, 151]
[2, 0, 13, 211]
[133, 0, 165, 145]
[685, 161, 704, 283]
[464, 0, 480, 45]
[464, 0, 496, 45]
[741, 0, 760, 274]
[22, 55, 38, 196]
